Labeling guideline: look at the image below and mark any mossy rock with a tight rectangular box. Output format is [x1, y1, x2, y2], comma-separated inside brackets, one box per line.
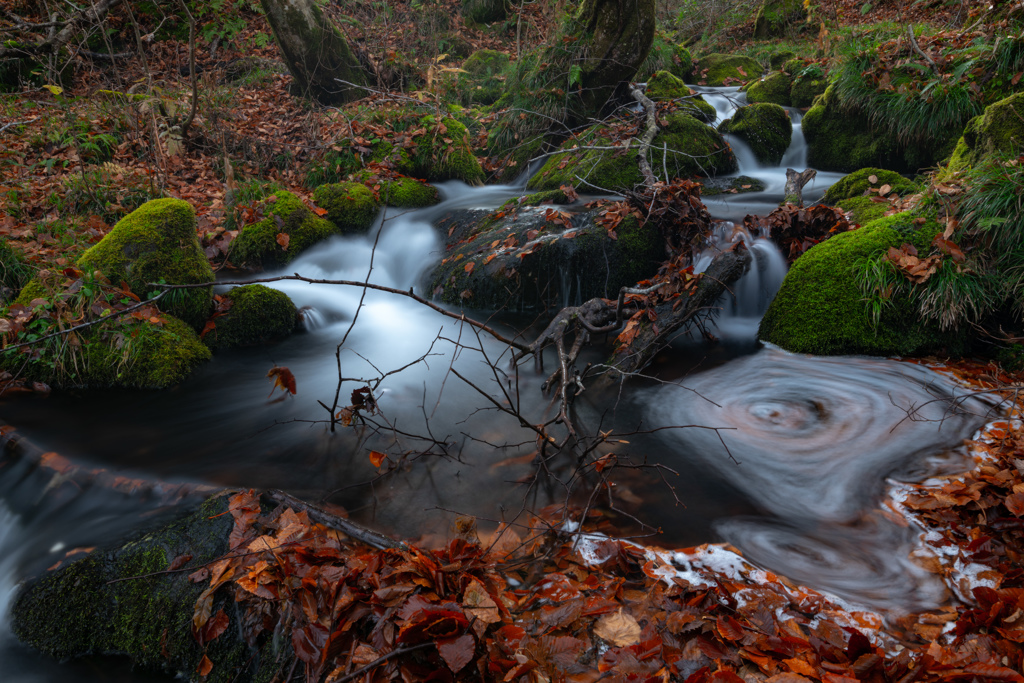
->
[700, 175, 767, 196]
[790, 76, 827, 108]
[646, 70, 692, 101]
[718, 103, 792, 165]
[360, 174, 440, 208]
[429, 206, 663, 310]
[0, 300, 210, 389]
[11, 495, 261, 681]
[312, 182, 381, 231]
[204, 285, 298, 350]
[528, 114, 736, 194]
[0, 238, 31, 304]
[801, 86, 944, 173]
[498, 189, 576, 211]
[753, 0, 806, 39]
[758, 212, 952, 356]
[947, 92, 1024, 170]
[835, 195, 890, 226]
[411, 116, 485, 184]
[690, 53, 762, 87]
[457, 49, 510, 106]
[822, 167, 918, 204]
[746, 72, 793, 107]
[231, 191, 341, 270]
[77, 198, 213, 331]
[769, 50, 798, 71]
[639, 35, 692, 80]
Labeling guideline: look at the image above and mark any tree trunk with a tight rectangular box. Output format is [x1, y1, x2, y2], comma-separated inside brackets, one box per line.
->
[259, 0, 369, 106]
[488, 0, 655, 165]
[461, 0, 509, 23]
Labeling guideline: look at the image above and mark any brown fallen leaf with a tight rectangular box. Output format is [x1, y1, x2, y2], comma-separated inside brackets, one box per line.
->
[593, 608, 640, 646]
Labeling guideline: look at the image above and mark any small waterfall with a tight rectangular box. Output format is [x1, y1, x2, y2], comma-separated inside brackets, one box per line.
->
[723, 134, 761, 173]
[780, 109, 807, 169]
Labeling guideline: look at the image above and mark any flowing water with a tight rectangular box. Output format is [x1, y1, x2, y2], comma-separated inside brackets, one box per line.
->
[0, 88, 993, 680]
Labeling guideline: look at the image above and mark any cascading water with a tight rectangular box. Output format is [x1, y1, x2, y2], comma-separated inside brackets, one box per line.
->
[0, 86, 993, 680]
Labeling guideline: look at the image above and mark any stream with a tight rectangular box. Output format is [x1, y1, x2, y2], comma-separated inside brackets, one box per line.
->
[0, 87, 993, 680]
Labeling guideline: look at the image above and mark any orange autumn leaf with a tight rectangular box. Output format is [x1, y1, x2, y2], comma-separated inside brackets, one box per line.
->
[369, 450, 387, 467]
[197, 655, 213, 677]
[266, 366, 297, 396]
[276, 232, 290, 250]
[311, 206, 328, 216]
[464, 261, 475, 274]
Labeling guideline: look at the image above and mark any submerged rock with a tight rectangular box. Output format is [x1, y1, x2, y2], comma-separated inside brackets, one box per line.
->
[204, 284, 299, 350]
[77, 198, 213, 331]
[231, 191, 341, 270]
[719, 103, 792, 166]
[758, 212, 955, 356]
[429, 201, 664, 310]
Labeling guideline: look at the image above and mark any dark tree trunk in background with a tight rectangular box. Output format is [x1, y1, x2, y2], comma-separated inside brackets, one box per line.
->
[260, 0, 369, 105]
[461, 0, 509, 24]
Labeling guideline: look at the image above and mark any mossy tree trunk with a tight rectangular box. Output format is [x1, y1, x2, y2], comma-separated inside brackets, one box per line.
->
[259, 0, 369, 106]
[489, 0, 655, 170]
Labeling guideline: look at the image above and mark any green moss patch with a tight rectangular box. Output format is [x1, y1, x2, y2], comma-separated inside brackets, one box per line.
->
[746, 72, 792, 107]
[205, 285, 298, 350]
[76, 198, 213, 331]
[822, 168, 918, 204]
[758, 212, 950, 356]
[312, 182, 381, 232]
[835, 196, 890, 226]
[691, 53, 762, 86]
[457, 49, 510, 106]
[355, 173, 440, 208]
[640, 34, 692, 81]
[947, 92, 1024, 170]
[411, 116, 485, 184]
[231, 191, 341, 270]
[528, 114, 736, 194]
[753, 0, 805, 39]
[719, 103, 792, 165]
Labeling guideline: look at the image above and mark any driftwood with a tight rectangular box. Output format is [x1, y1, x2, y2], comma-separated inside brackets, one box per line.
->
[598, 247, 752, 381]
[783, 168, 817, 206]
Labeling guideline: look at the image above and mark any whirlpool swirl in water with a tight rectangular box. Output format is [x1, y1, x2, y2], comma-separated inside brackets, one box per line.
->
[645, 348, 990, 523]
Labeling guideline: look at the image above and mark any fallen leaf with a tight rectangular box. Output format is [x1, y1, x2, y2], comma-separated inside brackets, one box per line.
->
[267, 366, 297, 396]
[593, 609, 640, 646]
[369, 450, 387, 468]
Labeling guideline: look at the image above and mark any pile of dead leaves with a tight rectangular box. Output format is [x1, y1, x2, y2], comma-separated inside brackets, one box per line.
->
[744, 204, 851, 262]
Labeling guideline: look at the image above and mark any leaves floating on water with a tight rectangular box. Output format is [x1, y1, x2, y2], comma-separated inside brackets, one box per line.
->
[266, 365, 297, 396]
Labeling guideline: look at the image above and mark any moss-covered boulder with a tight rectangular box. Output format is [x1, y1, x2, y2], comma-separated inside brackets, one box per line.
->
[769, 50, 798, 71]
[430, 204, 664, 310]
[758, 212, 950, 355]
[835, 196, 890, 226]
[690, 53, 762, 87]
[947, 92, 1024, 170]
[790, 74, 827, 108]
[457, 49, 510, 106]
[639, 35, 692, 80]
[311, 182, 381, 232]
[801, 85, 944, 173]
[718, 103, 792, 166]
[753, 0, 805, 39]
[746, 72, 793, 106]
[11, 495, 259, 681]
[204, 285, 298, 350]
[822, 168, 918, 204]
[231, 191, 340, 270]
[1, 290, 210, 389]
[410, 115, 486, 184]
[77, 198, 213, 331]
[646, 70, 691, 100]
[360, 174, 440, 208]
[528, 113, 736, 194]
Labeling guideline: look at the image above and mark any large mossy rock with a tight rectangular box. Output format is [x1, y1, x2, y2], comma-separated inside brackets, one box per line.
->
[204, 285, 298, 350]
[231, 191, 340, 270]
[457, 49, 510, 106]
[746, 72, 792, 107]
[822, 168, 919, 205]
[11, 495, 256, 681]
[645, 72, 716, 121]
[801, 86, 945, 173]
[753, 0, 805, 39]
[948, 92, 1024, 171]
[355, 173, 440, 208]
[527, 113, 736, 194]
[429, 201, 664, 310]
[77, 198, 213, 331]
[759, 212, 950, 356]
[690, 53, 761, 86]
[719, 103, 792, 166]
[311, 182, 381, 232]
[410, 116, 485, 184]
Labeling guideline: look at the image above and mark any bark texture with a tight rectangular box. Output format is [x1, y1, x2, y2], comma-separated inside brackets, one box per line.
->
[260, 0, 369, 105]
